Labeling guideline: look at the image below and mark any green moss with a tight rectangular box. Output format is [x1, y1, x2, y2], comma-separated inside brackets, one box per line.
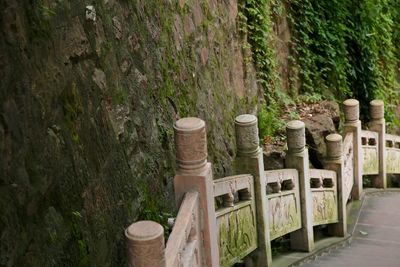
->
[62, 82, 83, 143]
[26, 2, 56, 40]
[70, 211, 90, 267]
[112, 88, 128, 105]
[218, 205, 257, 267]
[137, 181, 173, 238]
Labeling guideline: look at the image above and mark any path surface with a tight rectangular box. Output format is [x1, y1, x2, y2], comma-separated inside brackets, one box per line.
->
[301, 191, 400, 267]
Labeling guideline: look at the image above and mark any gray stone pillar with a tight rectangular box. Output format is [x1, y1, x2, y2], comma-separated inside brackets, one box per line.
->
[343, 99, 362, 200]
[125, 220, 166, 267]
[173, 117, 220, 267]
[234, 114, 272, 266]
[324, 134, 347, 237]
[285, 120, 314, 252]
[369, 100, 387, 188]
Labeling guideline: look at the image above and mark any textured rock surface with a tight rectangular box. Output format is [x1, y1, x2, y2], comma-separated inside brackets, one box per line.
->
[0, 0, 259, 265]
[304, 114, 336, 168]
[303, 101, 339, 168]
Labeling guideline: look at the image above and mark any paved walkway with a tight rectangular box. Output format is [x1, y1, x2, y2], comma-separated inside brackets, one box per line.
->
[301, 191, 400, 267]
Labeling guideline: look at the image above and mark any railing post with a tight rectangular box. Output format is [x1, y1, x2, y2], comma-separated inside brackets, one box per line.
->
[343, 99, 362, 200]
[369, 100, 387, 188]
[285, 121, 314, 252]
[173, 117, 220, 267]
[324, 134, 347, 237]
[234, 114, 272, 266]
[125, 221, 166, 267]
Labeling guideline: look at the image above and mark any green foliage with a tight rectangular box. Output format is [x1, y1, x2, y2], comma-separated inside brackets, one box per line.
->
[296, 93, 324, 104]
[239, 0, 290, 138]
[241, 0, 400, 135]
[239, 0, 280, 95]
[258, 104, 286, 139]
[288, 0, 353, 99]
[288, 0, 400, 125]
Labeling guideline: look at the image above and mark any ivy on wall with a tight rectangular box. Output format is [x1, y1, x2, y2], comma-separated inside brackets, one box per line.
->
[240, 0, 400, 134]
[239, 0, 290, 138]
[288, 0, 400, 126]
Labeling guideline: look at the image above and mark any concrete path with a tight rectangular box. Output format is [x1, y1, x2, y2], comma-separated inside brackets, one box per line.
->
[301, 191, 400, 267]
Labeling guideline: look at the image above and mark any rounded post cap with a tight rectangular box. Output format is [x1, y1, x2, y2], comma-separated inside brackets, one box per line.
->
[343, 99, 359, 106]
[235, 114, 257, 125]
[286, 120, 305, 130]
[370, 99, 384, 120]
[126, 221, 164, 241]
[370, 99, 384, 107]
[174, 117, 205, 132]
[326, 134, 342, 143]
[235, 114, 259, 155]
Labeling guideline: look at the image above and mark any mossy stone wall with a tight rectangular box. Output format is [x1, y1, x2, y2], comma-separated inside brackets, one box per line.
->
[0, 0, 259, 265]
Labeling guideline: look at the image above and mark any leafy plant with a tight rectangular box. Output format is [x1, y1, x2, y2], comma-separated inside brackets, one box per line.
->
[258, 104, 286, 139]
[287, 0, 400, 126]
[242, 0, 400, 138]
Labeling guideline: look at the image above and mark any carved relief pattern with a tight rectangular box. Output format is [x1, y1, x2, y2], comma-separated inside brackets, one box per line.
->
[217, 205, 257, 267]
[386, 149, 400, 174]
[343, 135, 354, 201]
[312, 191, 338, 226]
[175, 128, 207, 167]
[268, 193, 301, 240]
[362, 147, 379, 175]
[236, 125, 259, 153]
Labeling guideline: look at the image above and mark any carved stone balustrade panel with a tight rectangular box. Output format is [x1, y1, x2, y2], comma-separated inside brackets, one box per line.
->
[309, 169, 338, 226]
[213, 174, 257, 267]
[265, 169, 302, 240]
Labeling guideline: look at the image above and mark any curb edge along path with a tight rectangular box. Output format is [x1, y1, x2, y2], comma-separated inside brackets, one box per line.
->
[299, 189, 400, 267]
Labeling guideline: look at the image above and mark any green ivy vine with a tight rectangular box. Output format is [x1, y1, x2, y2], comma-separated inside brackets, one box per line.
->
[240, 0, 400, 133]
[238, 0, 289, 138]
[287, 0, 400, 126]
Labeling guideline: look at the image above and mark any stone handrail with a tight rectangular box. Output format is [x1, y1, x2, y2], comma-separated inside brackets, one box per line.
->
[343, 132, 354, 201]
[126, 98, 400, 267]
[165, 191, 201, 267]
[361, 130, 379, 145]
[309, 169, 337, 189]
[125, 191, 201, 267]
[386, 133, 400, 145]
[213, 174, 253, 201]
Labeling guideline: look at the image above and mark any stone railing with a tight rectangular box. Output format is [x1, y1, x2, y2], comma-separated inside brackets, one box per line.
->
[165, 191, 201, 266]
[213, 174, 257, 266]
[361, 130, 379, 175]
[309, 169, 338, 226]
[342, 132, 354, 201]
[125, 99, 400, 266]
[386, 134, 400, 174]
[265, 169, 301, 240]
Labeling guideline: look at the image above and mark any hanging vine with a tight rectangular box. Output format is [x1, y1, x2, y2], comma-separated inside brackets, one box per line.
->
[240, 0, 400, 133]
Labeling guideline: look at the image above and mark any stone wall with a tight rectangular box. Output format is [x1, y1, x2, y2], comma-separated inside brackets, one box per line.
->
[0, 0, 259, 265]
